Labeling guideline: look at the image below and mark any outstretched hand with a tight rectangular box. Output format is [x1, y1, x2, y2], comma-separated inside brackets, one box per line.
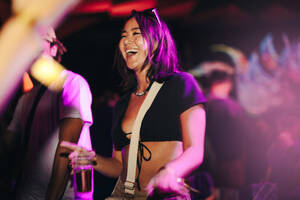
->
[146, 166, 190, 199]
[60, 141, 96, 169]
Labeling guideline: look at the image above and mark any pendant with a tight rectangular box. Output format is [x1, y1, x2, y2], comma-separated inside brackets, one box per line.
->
[134, 90, 147, 96]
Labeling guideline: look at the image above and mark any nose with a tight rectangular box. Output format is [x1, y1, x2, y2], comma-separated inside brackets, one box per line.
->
[124, 35, 134, 45]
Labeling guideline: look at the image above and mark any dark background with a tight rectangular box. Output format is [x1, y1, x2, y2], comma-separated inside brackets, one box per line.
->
[2, 0, 300, 97]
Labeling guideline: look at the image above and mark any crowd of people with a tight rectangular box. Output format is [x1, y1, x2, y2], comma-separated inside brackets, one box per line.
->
[189, 33, 300, 200]
[0, 5, 300, 200]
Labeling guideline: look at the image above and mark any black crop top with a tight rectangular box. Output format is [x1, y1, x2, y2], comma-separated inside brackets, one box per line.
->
[111, 72, 206, 151]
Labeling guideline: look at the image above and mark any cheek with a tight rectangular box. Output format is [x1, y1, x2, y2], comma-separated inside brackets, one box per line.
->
[139, 38, 148, 55]
[119, 41, 126, 58]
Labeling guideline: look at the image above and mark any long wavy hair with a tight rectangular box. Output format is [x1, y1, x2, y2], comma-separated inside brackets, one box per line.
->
[114, 9, 180, 91]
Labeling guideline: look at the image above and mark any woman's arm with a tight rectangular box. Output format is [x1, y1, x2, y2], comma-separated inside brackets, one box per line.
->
[93, 148, 123, 178]
[147, 104, 206, 195]
[166, 104, 206, 176]
[60, 142, 123, 178]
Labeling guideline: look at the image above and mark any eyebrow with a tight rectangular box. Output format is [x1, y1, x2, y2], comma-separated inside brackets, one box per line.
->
[121, 27, 140, 33]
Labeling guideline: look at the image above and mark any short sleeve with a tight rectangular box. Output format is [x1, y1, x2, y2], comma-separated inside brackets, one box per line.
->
[173, 72, 206, 114]
[60, 71, 93, 125]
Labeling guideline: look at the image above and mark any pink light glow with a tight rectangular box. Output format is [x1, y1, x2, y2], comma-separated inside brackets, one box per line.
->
[61, 70, 94, 197]
[109, 0, 156, 16]
[158, 1, 195, 17]
[61, 70, 93, 150]
[72, 0, 156, 16]
[73, 0, 111, 14]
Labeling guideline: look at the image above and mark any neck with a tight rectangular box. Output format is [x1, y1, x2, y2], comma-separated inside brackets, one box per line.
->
[135, 64, 150, 92]
[136, 79, 150, 93]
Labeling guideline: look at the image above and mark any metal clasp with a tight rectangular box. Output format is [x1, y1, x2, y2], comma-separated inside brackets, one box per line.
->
[124, 180, 135, 197]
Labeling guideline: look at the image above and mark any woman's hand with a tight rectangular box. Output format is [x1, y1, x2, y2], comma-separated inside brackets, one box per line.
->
[60, 141, 96, 170]
[146, 166, 189, 199]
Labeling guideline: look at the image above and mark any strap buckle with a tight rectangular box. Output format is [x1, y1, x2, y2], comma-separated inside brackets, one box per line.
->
[124, 180, 135, 196]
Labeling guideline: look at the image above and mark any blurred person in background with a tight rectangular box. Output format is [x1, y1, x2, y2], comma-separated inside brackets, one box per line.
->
[192, 61, 250, 200]
[0, 26, 94, 200]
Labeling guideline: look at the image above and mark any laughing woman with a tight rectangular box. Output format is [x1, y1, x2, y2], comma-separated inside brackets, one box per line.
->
[61, 8, 206, 199]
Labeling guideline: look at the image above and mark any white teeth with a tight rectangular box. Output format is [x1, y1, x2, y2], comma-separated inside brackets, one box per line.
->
[126, 49, 138, 54]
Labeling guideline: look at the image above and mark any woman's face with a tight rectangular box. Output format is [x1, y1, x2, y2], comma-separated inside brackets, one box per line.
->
[119, 17, 148, 71]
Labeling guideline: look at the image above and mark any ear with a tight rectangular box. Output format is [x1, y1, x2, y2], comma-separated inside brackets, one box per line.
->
[50, 45, 58, 57]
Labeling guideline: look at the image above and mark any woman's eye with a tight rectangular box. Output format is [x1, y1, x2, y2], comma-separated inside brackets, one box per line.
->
[133, 32, 141, 35]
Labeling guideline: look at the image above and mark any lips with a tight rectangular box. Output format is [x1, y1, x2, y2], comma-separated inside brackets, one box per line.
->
[126, 49, 138, 56]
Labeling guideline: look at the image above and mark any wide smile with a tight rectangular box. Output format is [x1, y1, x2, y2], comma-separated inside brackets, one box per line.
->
[125, 49, 138, 57]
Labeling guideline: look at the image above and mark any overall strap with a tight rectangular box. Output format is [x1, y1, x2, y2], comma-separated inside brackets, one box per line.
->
[124, 81, 164, 196]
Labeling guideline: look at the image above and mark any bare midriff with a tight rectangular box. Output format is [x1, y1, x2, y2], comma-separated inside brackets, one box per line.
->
[120, 140, 183, 192]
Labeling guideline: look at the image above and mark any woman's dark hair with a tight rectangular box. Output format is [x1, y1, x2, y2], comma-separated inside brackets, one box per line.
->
[208, 70, 233, 87]
[114, 8, 180, 91]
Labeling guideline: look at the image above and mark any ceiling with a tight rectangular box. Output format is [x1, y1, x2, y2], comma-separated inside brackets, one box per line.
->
[1, 0, 300, 96]
[59, 0, 300, 38]
[2, 0, 300, 38]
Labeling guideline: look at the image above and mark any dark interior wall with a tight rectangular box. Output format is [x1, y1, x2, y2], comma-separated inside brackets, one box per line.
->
[60, 18, 123, 97]
[60, 13, 300, 97]
[1, 0, 300, 98]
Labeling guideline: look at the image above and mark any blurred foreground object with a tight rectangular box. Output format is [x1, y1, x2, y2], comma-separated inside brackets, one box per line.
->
[31, 55, 66, 91]
[0, 0, 80, 113]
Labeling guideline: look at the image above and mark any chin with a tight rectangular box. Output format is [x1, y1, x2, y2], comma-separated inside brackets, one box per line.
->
[126, 63, 140, 71]
[126, 64, 135, 70]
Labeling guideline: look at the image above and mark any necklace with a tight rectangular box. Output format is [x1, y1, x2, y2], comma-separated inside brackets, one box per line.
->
[134, 90, 147, 96]
[134, 82, 153, 97]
